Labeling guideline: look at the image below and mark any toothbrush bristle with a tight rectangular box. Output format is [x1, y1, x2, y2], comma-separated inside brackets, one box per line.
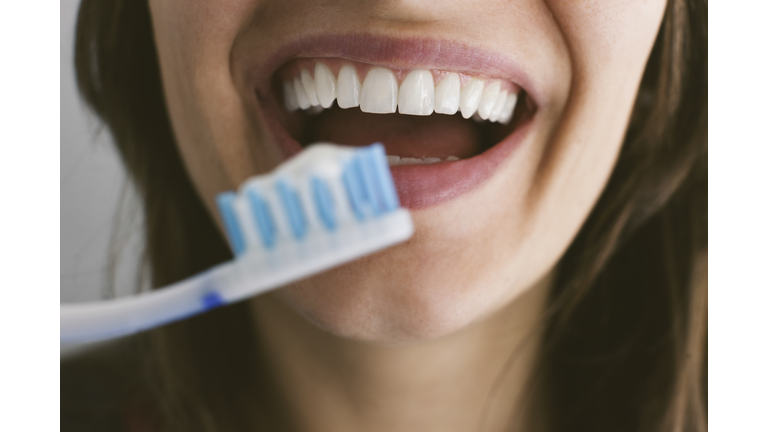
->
[216, 192, 246, 257]
[359, 150, 385, 217]
[276, 179, 308, 241]
[342, 156, 368, 221]
[368, 144, 400, 211]
[246, 189, 277, 249]
[218, 143, 407, 258]
[311, 176, 337, 231]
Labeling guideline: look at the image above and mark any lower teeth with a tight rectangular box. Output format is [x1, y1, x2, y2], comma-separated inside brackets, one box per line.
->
[387, 155, 460, 166]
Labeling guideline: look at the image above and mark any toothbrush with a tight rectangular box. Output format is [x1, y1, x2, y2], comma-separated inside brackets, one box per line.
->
[60, 143, 413, 345]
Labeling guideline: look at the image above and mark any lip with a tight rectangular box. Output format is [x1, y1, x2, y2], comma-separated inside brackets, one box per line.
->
[236, 33, 541, 209]
[241, 33, 542, 106]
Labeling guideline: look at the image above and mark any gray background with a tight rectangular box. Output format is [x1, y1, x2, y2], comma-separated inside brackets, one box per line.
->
[61, 0, 142, 302]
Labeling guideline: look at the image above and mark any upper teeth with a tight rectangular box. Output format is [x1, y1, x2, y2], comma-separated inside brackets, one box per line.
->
[283, 63, 518, 124]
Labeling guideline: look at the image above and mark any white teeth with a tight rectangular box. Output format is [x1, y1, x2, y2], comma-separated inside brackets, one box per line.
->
[398, 70, 434, 116]
[293, 77, 311, 110]
[387, 155, 461, 166]
[460, 78, 485, 119]
[498, 93, 518, 124]
[283, 64, 519, 124]
[337, 65, 361, 109]
[399, 157, 422, 165]
[300, 69, 320, 107]
[314, 63, 337, 108]
[434, 73, 460, 115]
[360, 67, 398, 114]
[386, 155, 401, 165]
[477, 81, 501, 120]
[283, 80, 299, 112]
[489, 90, 508, 122]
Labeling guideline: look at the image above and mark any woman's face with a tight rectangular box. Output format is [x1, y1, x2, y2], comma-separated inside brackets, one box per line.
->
[148, 0, 666, 342]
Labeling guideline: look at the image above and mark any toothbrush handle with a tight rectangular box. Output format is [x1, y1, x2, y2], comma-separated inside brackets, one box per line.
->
[60, 262, 235, 345]
[61, 209, 414, 346]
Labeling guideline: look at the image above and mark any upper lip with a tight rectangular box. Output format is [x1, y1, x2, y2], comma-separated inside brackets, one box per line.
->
[235, 33, 541, 109]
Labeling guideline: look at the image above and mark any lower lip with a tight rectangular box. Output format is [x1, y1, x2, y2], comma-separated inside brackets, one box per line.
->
[260, 100, 532, 210]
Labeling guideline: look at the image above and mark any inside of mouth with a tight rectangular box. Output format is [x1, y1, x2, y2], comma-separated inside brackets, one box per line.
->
[266, 64, 534, 163]
[299, 101, 528, 160]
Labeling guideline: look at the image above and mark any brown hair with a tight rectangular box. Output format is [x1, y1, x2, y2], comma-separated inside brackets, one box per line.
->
[62, 0, 707, 431]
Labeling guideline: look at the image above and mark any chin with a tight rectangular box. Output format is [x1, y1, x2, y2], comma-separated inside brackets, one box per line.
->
[271, 247, 518, 344]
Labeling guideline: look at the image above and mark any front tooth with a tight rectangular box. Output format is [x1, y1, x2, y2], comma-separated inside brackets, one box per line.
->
[489, 90, 508, 122]
[446, 156, 460, 161]
[477, 81, 501, 120]
[498, 93, 518, 124]
[434, 73, 460, 115]
[423, 157, 441, 164]
[337, 65, 361, 109]
[300, 69, 320, 106]
[460, 79, 485, 119]
[360, 67, 398, 114]
[399, 157, 423, 165]
[293, 77, 311, 110]
[314, 63, 337, 108]
[283, 80, 299, 111]
[387, 155, 401, 166]
[398, 70, 434, 116]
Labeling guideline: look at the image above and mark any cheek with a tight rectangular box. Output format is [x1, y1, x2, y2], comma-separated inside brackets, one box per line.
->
[148, 0, 275, 219]
[523, 0, 668, 253]
[545, 0, 667, 79]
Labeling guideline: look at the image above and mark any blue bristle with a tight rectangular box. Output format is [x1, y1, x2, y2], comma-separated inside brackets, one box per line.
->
[276, 179, 308, 240]
[358, 148, 384, 216]
[352, 155, 372, 211]
[218, 143, 398, 252]
[246, 189, 277, 249]
[215, 192, 246, 257]
[342, 158, 367, 221]
[201, 291, 225, 311]
[312, 177, 337, 231]
[368, 143, 400, 212]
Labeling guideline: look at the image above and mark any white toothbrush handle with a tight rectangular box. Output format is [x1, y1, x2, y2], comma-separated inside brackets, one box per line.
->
[60, 261, 236, 344]
[60, 209, 414, 345]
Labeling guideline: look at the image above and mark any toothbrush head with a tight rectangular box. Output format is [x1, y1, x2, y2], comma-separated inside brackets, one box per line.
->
[214, 142, 413, 300]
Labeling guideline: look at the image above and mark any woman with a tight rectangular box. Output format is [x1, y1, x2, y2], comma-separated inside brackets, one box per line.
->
[62, 0, 707, 431]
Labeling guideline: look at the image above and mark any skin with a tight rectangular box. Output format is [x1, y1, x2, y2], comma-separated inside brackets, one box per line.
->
[148, 1, 667, 430]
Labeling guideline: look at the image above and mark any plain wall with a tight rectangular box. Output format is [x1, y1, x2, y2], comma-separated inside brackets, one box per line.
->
[61, 0, 143, 302]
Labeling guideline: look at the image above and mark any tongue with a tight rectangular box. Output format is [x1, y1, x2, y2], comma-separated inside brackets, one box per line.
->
[303, 107, 482, 159]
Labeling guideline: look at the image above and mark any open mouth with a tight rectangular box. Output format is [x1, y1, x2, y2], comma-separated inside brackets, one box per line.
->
[253, 46, 537, 209]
